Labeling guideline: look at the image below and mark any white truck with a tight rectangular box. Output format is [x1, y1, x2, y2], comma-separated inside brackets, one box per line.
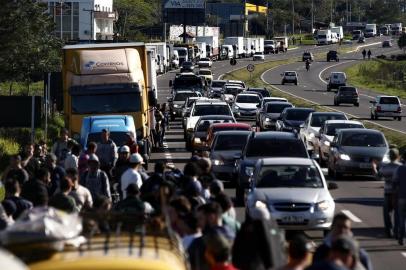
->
[173, 47, 188, 64]
[224, 37, 245, 58]
[147, 50, 158, 100]
[274, 36, 288, 52]
[391, 23, 402, 35]
[257, 37, 264, 54]
[317, 29, 332, 45]
[220, 44, 234, 60]
[364, 24, 377, 37]
[195, 42, 206, 60]
[331, 26, 344, 41]
[146, 43, 168, 74]
[264, 39, 278, 54]
[196, 36, 219, 61]
[244, 37, 253, 57]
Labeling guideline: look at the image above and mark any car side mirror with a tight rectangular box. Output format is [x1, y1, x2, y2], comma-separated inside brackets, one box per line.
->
[330, 142, 337, 148]
[328, 182, 338, 190]
[169, 80, 173, 87]
[299, 123, 305, 128]
[369, 101, 376, 104]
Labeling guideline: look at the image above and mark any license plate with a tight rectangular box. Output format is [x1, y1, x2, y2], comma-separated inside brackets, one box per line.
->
[282, 216, 304, 224]
[359, 163, 371, 169]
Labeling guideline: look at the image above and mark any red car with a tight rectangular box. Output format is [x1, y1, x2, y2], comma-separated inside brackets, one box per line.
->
[206, 122, 253, 148]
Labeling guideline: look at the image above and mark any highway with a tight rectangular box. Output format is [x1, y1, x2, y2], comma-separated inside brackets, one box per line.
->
[151, 37, 406, 270]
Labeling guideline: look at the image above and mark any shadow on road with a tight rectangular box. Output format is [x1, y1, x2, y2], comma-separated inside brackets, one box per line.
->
[335, 197, 382, 207]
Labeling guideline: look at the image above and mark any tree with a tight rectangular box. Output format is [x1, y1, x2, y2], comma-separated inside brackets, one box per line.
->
[398, 33, 406, 54]
[0, 0, 62, 95]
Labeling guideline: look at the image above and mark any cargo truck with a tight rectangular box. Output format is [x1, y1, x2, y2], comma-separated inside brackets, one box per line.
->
[196, 36, 219, 61]
[331, 26, 344, 40]
[391, 23, 402, 35]
[244, 37, 253, 57]
[364, 24, 377, 37]
[62, 43, 156, 161]
[146, 43, 168, 74]
[317, 29, 332, 45]
[264, 39, 278, 54]
[274, 36, 288, 52]
[224, 37, 245, 58]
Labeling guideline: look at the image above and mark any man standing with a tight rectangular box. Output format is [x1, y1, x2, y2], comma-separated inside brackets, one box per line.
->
[96, 129, 118, 178]
[21, 143, 41, 178]
[393, 151, 406, 245]
[44, 153, 66, 196]
[372, 148, 402, 238]
[3, 155, 29, 186]
[78, 141, 97, 175]
[66, 168, 93, 211]
[52, 128, 72, 166]
[80, 154, 111, 200]
[120, 153, 144, 199]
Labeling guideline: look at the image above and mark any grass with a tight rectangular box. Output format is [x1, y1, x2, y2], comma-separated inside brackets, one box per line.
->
[345, 60, 406, 99]
[0, 81, 43, 96]
[224, 57, 406, 153]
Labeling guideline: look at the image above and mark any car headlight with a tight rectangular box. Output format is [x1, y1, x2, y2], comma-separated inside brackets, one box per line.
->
[316, 200, 331, 211]
[265, 117, 270, 122]
[213, 159, 224, 166]
[234, 106, 240, 111]
[309, 132, 315, 139]
[339, 153, 351, 161]
[255, 201, 267, 209]
[382, 154, 390, 163]
[323, 141, 330, 146]
[174, 104, 180, 108]
[245, 166, 254, 176]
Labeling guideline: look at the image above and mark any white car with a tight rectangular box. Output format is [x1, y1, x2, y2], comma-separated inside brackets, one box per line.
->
[246, 158, 336, 232]
[221, 84, 244, 104]
[370, 95, 402, 121]
[281, 71, 298, 85]
[198, 69, 213, 83]
[198, 57, 213, 68]
[326, 72, 346, 91]
[232, 93, 261, 119]
[227, 80, 246, 90]
[300, 112, 348, 154]
[253, 52, 265, 61]
[316, 120, 365, 166]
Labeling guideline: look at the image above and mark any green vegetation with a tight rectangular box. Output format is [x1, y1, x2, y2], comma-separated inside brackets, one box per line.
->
[0, 138, 21, 177]
[224, 57, 406, 153]
[345, 59, 406, 99]
[0, 81, 43, 96]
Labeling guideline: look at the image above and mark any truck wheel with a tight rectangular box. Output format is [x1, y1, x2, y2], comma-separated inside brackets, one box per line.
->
[398, 117, 402, 121]
[354, 102, 359, 107]
[295, 81, 298, 85]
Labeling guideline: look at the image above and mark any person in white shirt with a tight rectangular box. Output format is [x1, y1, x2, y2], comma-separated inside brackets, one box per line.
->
[120, 153, 144, 199]
[66, 168, 93, 211]
[64, 141, 80, 170]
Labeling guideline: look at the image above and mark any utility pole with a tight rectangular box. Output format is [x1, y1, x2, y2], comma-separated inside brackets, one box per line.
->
[60, 0, 63, 39]
[292, 0, 295, 35]
[266, 0, 269, 38]
[330, 0, 333, 24]
[83, 8, 96, 41]
[311, 0, 314, 32]
[346, 0, 349, 24]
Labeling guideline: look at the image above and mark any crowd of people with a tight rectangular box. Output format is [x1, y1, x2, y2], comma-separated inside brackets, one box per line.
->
[4, 123, 406, 269]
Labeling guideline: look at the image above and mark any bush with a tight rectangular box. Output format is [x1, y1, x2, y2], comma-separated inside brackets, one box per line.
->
[0, 138, 20, 176]
[396, 54, 406, 61]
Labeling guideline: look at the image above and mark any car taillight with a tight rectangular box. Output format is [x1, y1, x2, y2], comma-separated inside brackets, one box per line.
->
[397, 106, 402, 113]
[377, 106, 382, 112]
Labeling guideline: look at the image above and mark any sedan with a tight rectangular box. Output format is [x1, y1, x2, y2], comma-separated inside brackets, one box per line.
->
[253, 52, 265, 61]
[328, 128, 389, 179]
[232, 93, 261, 120]
[276, 107, 315, 133]
[259, 102, 294, 131]
[198, 57, 213, 68]
[246, 157, 336, 232]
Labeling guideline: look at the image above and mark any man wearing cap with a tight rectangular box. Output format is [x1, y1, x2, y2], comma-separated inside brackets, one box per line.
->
[393, 151, 406, 245]
[80, 154, 111, 200]
[96, 129, 118, 178]
[120, 153, 144, 199]
[372, 148, 402, 238]
[113, 146, 131, 185]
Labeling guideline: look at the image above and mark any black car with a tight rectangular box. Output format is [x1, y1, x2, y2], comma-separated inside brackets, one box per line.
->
[235, 131, 309, 204]
[246, 87, 271, 98]
[328, 128, 389, 179]
[327, 50, 339, 62]
[302, 52, 314, 62]
[276, 107, 315, 132]
[180, 61, 194, 73]
[334, 86, 359, 106]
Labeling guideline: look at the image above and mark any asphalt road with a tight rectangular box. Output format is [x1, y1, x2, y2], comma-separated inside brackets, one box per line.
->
[151, 36, 406, 270]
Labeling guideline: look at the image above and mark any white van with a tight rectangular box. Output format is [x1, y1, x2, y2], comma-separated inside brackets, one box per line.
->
[327, 72, 346, 91]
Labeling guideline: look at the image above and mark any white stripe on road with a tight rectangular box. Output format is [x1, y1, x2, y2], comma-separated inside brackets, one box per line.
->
[162, 141, 174, 167]
[341, 210, 362, 223]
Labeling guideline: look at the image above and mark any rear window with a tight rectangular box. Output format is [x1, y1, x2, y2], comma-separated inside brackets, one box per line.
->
[250, 89, 270, 97]
[267, 103, 292, 113]
[199, 70, 212, 75]
[197, 119, 233, 132]
[246, 139, 307, 157]
[174, 92, 197, 101]
[88, 132, 128, 147]
[236, 95, 260, 104]
[214, 134, 249, 151]
[379, 97, 400, 104]
[341, 132, 387, 147]
[339, 87, 357, 94]
[326, 123, 364, 136]
[310, 114, 347, 127]
[193, 105, 231, 116]
[285, 72, 296, 76]
[213, 126, 250, 133]
[285, 110, 313, 121]
[211, 81, 226, 88]
[225, 88, 242, 95]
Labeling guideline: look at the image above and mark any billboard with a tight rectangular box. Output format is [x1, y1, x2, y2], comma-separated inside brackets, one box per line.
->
[163, 0, 206, 25]
[0, 96, 42, 128]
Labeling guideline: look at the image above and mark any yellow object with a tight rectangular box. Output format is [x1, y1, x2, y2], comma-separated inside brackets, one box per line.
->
[245, 3, 268, 15]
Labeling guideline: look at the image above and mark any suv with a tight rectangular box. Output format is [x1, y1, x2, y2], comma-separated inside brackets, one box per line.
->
[370, 95, 402, 121]
[169, 90, 201, 120]
[235, 132, 309, 204]
[327, 50, 339, 62]
[258, 102, 294, 131]
[334, 86, 359, 106]
[302, 52, 314, 62]
[180, 61, 194, 73]
[326, 72, 346, 91]
[281, 71, 298, 85]
[382, 40, 392, 47]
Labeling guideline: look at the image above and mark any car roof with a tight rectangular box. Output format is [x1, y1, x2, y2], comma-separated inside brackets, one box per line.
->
[376, 95, 400, 99]
[266, 101, 293, 106]
[212, 80, 226, 83]
[237, 93, 258, 97]
[227, 80, 244, 84]
[310, 112, 346, 117]
[199, 68, 211, 72]
[331, 71, 345, 75]
[284, 107, 315, 112]
[211, 122, 251, 129]
[214, 130, 252, 137]
[195, 99, 226, 105]
[259, 157, 315, 166]
[264, 97, 287, 101]
[338, 128, 382, 135]
[252, 131, 299, 140]
[324, 120, 363, 125]
[199, 115, 234, 120]
[175, 90, 196, 94]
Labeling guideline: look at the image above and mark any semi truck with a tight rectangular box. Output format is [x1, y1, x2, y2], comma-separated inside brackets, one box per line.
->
[391, 23, 402, 35]
[224, 37, 245, 58]
[364, 24, 377, 37]
[62, 43, 156, 161]
[196, 36, 219, 61]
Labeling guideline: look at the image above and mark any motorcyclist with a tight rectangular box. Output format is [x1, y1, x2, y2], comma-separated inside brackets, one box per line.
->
[305, 59, 310, 71]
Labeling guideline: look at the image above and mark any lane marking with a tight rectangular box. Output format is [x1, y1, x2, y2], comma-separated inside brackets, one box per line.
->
[341, 210, 362, 223]
[260, 58, 406, 134]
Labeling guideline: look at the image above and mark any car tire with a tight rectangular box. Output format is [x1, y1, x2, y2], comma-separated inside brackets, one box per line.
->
[282, 81, 285, 85]
[354, 103, 359, 107]
[398, 117, 402, 121]
[295, 81, 298, 85]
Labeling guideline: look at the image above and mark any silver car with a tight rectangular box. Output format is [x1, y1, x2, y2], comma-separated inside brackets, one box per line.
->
[259, 102, 294, 131]
[246, 158, 336, 232]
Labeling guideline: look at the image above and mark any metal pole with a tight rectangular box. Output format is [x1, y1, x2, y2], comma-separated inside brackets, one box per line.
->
[266, 0, 269, 38]
[346, 0, 348, 23]
[45, 73, 51, 141]
[60, 0, 63, 39]
[292, 0, 295, 35]
[330, 0, 333, 24]
[31, 96, 35, 143]
[311, 0, 314, 32]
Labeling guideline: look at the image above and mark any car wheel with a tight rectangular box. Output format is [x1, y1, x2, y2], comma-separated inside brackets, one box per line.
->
[354, 102, 359, 107]
[282, 81, 285, 85]
[398, 117, 402, 121]
[295, 81, 298, 85]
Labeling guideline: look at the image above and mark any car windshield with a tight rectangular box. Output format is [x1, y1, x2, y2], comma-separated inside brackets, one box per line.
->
[380, 97, 400, 104]
[199, 70, 212, 75]
[265, 41, 274, 45]
[174, 92, 197, 101]
[250, 89, 270, 97]
[87, 132, 128, 147]
[326, 123, 363, 136]
[341, 132, 387, 147]
[246, 139, 308, 157]
[197, 119, 233, 132]
[339, 87, 357, 94]
[193, 105, 231, 116]
[200, 58, 210, 61]
[72, 93, 141, 114]
[236, 95, 260, 103]
[267, 103, 292, 113]
[256, 165, 323, 188]
[214, 134, 249, 151]
[225, 88, 241, 95]
[310, 114, 347, 127]
[211, 81, 226, 88]
[285, 110, 313, 121]
[285, 72, 296, 76]
[303, 53, 310, 56]
[318, 35, 327, 38]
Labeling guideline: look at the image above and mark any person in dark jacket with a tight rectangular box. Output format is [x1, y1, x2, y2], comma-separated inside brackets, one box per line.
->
[21, 168, 51, 207]
[140, 161, 166, 208]
[4, 178, 32, 219]
[49, 177, 78, 213]
[2, 155, 29, 186]
[114, 183, 145, 214]
[44, 153, 66, 196]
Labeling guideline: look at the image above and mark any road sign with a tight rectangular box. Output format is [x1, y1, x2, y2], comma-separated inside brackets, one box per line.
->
[164, 0, 205, 9]
[247, 64, 255, 72]
[163, 0, 206, 25]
